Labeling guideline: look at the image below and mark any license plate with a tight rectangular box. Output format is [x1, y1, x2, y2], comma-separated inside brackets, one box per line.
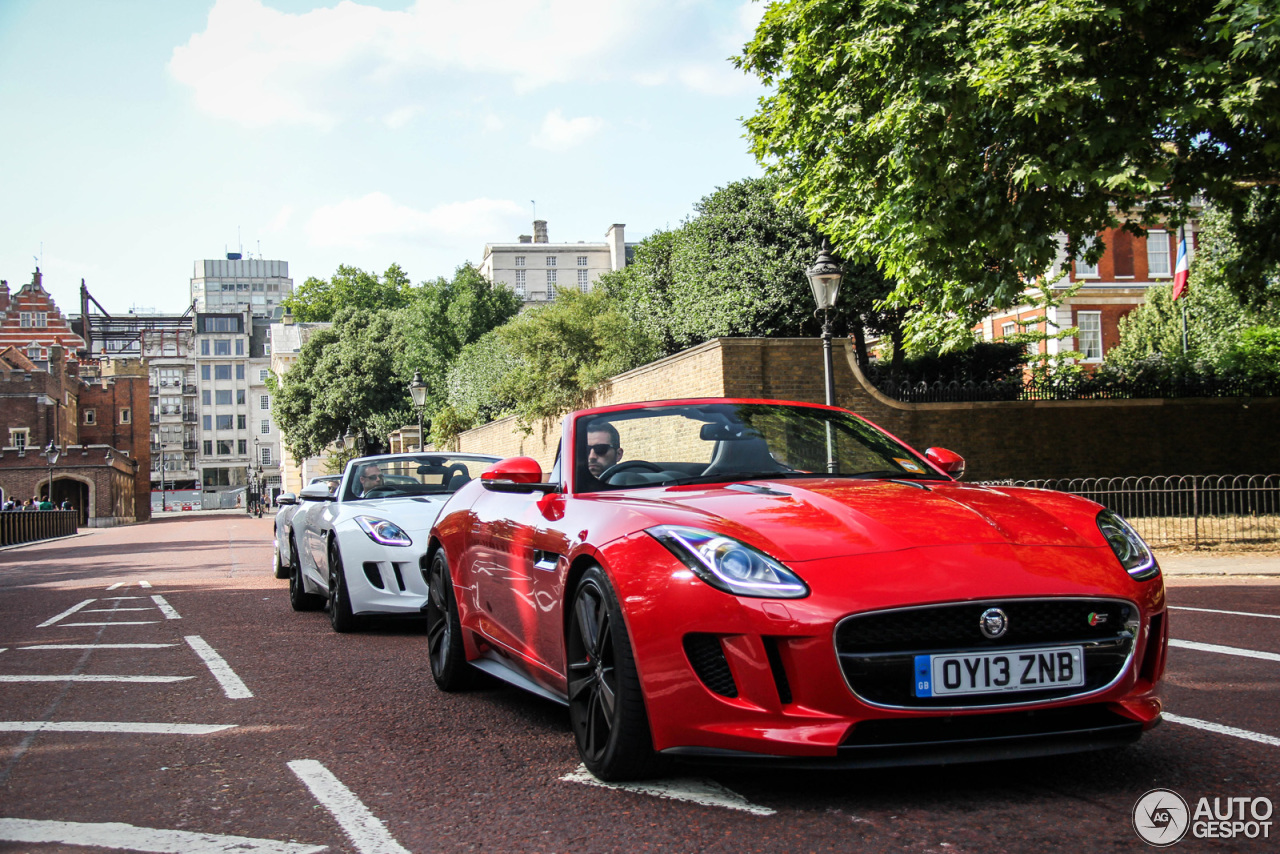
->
[914, 646, 1085, 698]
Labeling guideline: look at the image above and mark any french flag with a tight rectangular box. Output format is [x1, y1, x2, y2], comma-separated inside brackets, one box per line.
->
[1172, 237, 1190, 301]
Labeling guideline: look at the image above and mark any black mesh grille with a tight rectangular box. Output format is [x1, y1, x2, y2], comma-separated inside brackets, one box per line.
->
[835, 598, 1137, 708]
[684, 634, 738, 698]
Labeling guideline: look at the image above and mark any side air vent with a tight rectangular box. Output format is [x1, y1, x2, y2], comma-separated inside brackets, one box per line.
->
[362, 562, 385, 590]
[763, 637, 793, 705]
[683, 634, 738, 698]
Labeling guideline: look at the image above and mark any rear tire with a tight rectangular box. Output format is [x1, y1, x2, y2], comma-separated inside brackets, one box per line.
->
[426, 550, 475, 691]
[328, 540, 359, 633]
[288, 537, 323, 612]
[566, 566, 662, 781]
[274, 536, 290, 579]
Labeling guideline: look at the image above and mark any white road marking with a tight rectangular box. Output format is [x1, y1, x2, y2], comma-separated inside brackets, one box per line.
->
[139, 580, 152, 588]
[105, 582, 124, 590]
[22, 643, 176, 650]
[0, 721, 236, 735]
[104, 596, 146, 600]
[151, 594, 181, 619]
[288, 759, 411, 854]
[84, 608, 152, 612]
[0, 818, 325, 853]
[1170, 605, 1280, 620]
[184, 635, 252, 699]
[1166, 713, 1280, 748]
[64, 621, 159, 626]
[1169, 638, 1280, 663]
[37, 599, 94, 628]
[0, 675, 193, 683]
[560, 764, 776, 816]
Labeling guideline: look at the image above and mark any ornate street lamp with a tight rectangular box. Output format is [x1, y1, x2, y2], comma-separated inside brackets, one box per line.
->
[408, 370, 428, 451]
[43, 440, 61, 504]
[343, 428, 357, 451]
[806, 238, 844, 408]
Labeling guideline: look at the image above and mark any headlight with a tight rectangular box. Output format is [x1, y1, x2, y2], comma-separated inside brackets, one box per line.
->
[1096, 510, 1158, 580]
[647, 525, 808, 599]
[355, 516, 412, 547]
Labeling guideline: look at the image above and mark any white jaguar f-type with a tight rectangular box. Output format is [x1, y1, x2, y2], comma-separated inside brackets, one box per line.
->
[287, 452, 499, 632]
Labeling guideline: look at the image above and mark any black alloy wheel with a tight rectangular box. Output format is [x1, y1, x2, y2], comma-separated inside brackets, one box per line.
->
[426, 550, 474, 691]
[288, 536, 323, 612]
[327, 540, 358, 633]
[566, 566, 662, 781]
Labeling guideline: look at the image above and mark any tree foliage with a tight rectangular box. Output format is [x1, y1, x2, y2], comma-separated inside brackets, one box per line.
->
[738, 0, 1280, 318]
[280, 263, 414, 322]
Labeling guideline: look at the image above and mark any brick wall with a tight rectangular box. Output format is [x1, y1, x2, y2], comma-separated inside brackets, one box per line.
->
[452, 338, 1280, 481]
[79, 374, 152, 522]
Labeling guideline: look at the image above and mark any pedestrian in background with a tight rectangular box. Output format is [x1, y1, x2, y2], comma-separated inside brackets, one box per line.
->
[60, 499, 72, 511]
[37, 496, 54, 510]
[1, 498, 14, 511]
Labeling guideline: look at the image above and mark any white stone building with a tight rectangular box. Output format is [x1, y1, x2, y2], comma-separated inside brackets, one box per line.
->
[479, 220, 630, 304]
[191, 255, 293, 317]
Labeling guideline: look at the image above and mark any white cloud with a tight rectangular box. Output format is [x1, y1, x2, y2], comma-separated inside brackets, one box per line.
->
[305, 192, 527, 249]
[263, 205, 294, 234]
[169, 0, 764, 128]
[383, 105, 422, 129]
[530, 109, 605, 151]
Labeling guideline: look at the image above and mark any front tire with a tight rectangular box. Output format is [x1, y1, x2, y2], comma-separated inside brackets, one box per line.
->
[328, 540, 359, 633]
[426, 550, 475, 691]
[274, 536, 290, 579]
[566, 566, 661, 781]
[289, 536, 323, 612]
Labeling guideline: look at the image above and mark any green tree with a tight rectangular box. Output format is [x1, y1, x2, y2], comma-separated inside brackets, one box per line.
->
[280, 263, 414, 322]
[738, 0, 1280, 321]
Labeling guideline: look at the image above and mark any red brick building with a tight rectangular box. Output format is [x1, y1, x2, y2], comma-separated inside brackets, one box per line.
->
[0, 271, 150, 525]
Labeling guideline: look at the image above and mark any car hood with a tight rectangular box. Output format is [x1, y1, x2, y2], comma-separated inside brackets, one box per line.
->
[339, 494, 452, 534]
[592, 478, 1101, 562]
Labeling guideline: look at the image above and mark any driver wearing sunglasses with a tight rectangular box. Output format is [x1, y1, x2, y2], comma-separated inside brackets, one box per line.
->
[585, 422, 623, 479]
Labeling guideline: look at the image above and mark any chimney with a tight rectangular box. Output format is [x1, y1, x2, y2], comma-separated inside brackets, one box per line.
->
[0, 279, 8, 313]
[606, 224, 627, 271]
[282, 306, 295, 326]
[518, 235, 533, 244]
[533, 220, 549, 244]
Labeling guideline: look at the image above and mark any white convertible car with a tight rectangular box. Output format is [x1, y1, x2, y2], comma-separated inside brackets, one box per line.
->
[273, 474, 341, 579]
[288, 452, 499, 632]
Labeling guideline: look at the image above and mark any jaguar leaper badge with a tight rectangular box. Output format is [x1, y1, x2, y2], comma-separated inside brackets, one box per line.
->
[979, 607, 1009, 639]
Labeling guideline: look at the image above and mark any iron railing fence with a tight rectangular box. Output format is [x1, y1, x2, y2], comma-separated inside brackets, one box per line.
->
[868, 373, 1280, 403]
[980, 474, 1280, 549]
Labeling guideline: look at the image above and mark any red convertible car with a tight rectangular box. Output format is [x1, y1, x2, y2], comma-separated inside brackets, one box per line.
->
[426, 398, 1167, 780]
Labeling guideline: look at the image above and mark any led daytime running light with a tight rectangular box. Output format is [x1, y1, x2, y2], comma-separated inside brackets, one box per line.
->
[648, 525, 808, 599]
[1096, 510, 1158, 581]
[355, 516, 412, 547]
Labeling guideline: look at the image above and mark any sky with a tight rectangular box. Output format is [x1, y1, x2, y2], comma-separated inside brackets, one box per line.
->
[0, 0, 767, 316]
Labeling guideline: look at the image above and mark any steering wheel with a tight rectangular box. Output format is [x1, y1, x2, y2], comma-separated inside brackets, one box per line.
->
[598, 460, 666, 483]
[360, 487, 395, 499]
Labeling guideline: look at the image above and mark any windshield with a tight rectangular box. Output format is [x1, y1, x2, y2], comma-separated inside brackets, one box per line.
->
[572, 402, 944, 493]
[346, 455, 492, 501]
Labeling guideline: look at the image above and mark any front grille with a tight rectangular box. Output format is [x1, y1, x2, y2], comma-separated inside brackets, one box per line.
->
[835, 598, 1138, 708]
[684, 634, 738, 698]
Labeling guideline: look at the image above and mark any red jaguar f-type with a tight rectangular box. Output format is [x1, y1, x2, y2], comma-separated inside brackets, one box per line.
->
[425, 398, 1167, 780]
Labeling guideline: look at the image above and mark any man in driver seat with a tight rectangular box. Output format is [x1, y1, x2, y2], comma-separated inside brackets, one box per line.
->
[356, 464, 384, 497]
[585, 422, 623, 480]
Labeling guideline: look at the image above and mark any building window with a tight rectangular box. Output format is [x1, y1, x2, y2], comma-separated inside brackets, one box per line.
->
[11, 429, 29, 451]
[238, 439, 247, 455]
[546, 256, 557, 267]
[577, 256, 588, 267]
[83, 409, 96, 425]
[237, 415, 246, 430]
[203, 440, 213, 455]
[19, 312, 32, 328]
[201, 339, 210, 355]
[202, 390, 211, 405]
[36, 312, 47, 327]
[201, 365, 211, 381]
[1001, 322, 1016, 340]
[236, 364, 245, 380]
[1077, 311, 1103, 361]
[261, 447, 272, 465]
[203, 415, 212, 430]
[578, 269, 589, 293]
[1074, 236, 1099, 278]
[27, 344, 42, 361]
[217, 440, 233, 455]
[237, 389, 246, 405]
[515, 269, 526, 298]
[120, 409, 131, 424]
[235, 339, 245, 356]
[216, 414, 234, 430]
[260, 394, 270, 410]
[515, 256, 525, 267]
[259, 369, 269, 382]
[261, 419, 271, 434]
[215, 390, 232, 405]
[214, 339, 230, 356]
[1147, 230, 1171, 278]
[214, 365, 232, 380]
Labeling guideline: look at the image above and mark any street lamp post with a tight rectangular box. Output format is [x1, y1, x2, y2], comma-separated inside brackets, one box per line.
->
[806, 239, 844, 474]
[43, 440, 61, 505]
[408, 370, 427, 451]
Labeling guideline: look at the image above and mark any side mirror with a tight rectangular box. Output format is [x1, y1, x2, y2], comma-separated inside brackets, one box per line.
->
[276, 492, 297, 506]
[925, 447, 966, 480]
[298, 484, 337, 501]
[481, 456, 559, 494]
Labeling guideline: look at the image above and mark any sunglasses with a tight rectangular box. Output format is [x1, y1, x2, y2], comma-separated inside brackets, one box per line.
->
[586, 443, 617, 456]
[361, 473, 382, 480]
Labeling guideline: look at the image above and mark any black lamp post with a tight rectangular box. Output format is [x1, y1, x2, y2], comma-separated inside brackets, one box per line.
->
[408, 370, 427, 451]
[806, 238, 844, 408]
[43, 440, 61, 504]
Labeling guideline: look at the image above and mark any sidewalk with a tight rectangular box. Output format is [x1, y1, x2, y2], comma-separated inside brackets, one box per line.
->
[1155, 549, 1280, 577]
